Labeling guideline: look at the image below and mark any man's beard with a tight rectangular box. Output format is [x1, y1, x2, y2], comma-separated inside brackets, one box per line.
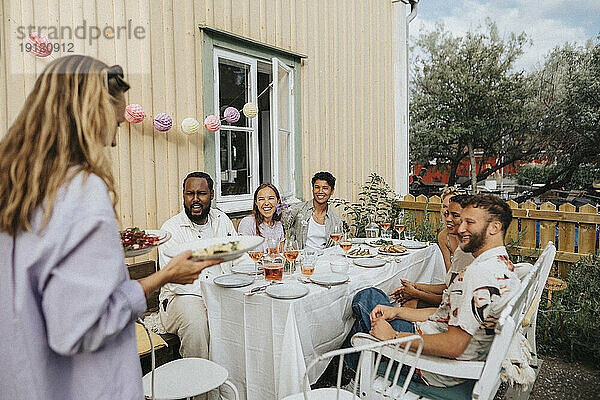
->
[184, 202, 210, 224]
[461, 222, 488, 254]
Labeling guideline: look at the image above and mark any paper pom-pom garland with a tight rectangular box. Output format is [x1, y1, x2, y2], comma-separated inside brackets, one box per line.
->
[223, 107, 241, 123]
[181, 117, 200, 134]
[124, 104, 145, 123]
[153, 113, 173, 131]
[204, 115, 221, 132]
[242, 103, 258, 119]
[27, 33, 53, 57]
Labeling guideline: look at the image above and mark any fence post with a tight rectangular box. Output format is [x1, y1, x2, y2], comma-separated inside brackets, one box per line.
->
[558, 202, 577, 276]
[539, 202, 557, 248]
[428, 195, 442, 229]
[506, 200, 520, 246]
[578, 204, 598, 256]
[415, 195, 428, 228]
[521, 201, 537, 251]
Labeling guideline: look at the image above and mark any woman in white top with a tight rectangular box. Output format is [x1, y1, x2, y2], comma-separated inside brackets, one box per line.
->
[237, 183, 285, 252]
[391, 194, 474, 307]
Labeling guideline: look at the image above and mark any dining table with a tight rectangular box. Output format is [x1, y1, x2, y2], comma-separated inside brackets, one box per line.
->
[201, 241, 445, 400]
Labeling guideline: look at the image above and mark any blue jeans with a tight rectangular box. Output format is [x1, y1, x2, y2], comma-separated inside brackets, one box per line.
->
[343, 288, 424, 384]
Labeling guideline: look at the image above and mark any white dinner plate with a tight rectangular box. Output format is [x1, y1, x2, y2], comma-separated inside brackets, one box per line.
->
[265, 283, 309, 300]
[353, 258, 387, 268]
[164, 236, 264, 262]
[309, 272, 349, 286]
[213, 274, 255, 288]
[402, 240, 428, 249]
[231, 263, 263, 275]
[365, 239, 398, 248]
[346, 250, 375, 258]
[123, 229, 171, 258]
[378, 249, 410, 256]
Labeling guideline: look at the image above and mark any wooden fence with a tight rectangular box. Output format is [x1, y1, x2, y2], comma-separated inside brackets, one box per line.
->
[398, 194, 600, 275]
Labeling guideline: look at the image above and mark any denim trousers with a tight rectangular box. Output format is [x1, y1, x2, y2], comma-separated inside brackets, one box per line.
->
[343, 287, 425, 385]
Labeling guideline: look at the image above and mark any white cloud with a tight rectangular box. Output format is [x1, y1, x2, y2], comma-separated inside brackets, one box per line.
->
[410, 0, 595, 71]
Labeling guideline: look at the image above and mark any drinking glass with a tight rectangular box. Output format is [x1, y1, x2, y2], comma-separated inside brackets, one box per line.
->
[301, 255, 316, 276]
[266, 238, 279, 260]
[379, 220, 392, 239]
[394, 217, 405, 241]
[339, 232, 353, 265]
[329, 226, 343, 247]
[283, 238, 300, 275]
[264, 258, 284, 281]
[248, 249, 264, 279]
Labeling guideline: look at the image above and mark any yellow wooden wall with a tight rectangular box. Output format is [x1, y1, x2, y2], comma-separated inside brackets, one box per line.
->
[1, 0, 401, 234]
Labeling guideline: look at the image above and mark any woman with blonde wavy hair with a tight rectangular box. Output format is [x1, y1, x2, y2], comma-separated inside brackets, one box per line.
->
[0, 55, 220, 399]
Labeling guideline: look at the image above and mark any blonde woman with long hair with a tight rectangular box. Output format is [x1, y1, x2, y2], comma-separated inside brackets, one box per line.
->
[0, 55, 220, 399]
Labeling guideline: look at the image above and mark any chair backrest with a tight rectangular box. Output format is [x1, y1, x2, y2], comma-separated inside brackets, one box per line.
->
[301, 335, 423, 400]
[472, 242, 556, 400]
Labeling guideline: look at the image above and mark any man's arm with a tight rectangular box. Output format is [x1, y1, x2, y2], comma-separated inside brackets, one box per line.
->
[370, 304, 437, 323]
[371, 319, 472, 358]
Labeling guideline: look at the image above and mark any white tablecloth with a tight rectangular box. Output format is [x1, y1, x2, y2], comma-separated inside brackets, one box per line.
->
[202, 244, 445, 400]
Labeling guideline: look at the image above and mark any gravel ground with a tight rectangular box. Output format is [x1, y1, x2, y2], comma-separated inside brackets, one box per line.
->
[495, 355, 600, 400]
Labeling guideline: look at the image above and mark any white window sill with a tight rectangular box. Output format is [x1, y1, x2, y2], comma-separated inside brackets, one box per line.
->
[216, 199, 254, 213]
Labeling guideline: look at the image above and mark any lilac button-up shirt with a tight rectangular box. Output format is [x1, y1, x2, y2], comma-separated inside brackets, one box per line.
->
[0, 173, 147, 399]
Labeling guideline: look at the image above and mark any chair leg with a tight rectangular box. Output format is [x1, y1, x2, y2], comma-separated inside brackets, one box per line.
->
[222, 380, 239, 400]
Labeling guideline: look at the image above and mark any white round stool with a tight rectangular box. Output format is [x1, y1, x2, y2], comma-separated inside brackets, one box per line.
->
[142, 357, 238, 400]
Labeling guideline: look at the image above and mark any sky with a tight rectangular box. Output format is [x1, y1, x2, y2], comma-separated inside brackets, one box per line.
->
[410, 0, 600, 71]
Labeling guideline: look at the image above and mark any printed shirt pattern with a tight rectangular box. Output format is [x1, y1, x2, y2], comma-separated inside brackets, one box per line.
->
[415, 246, 521, 387]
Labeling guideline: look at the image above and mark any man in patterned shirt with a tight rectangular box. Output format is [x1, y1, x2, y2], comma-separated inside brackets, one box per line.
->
[347, 194, 521, 387]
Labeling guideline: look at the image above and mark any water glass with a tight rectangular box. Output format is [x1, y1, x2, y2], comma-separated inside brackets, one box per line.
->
[301, 255, 316, 276]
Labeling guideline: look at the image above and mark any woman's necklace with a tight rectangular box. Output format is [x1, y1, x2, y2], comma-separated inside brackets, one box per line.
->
[312, 211, 325, 224]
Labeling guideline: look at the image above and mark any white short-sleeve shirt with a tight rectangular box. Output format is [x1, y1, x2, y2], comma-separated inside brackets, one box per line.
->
[416, 246, 521, 387]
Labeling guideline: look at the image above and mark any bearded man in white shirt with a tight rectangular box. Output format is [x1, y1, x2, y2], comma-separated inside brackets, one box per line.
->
[158, 172, 238, 359]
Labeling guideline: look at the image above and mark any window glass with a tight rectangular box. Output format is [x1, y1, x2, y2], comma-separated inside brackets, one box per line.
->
[218, 58, 251, 128]
[219, 130, 252, 196]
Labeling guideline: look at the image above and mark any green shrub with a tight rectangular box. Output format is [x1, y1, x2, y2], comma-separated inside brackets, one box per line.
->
[536, 253, 600, 364]
[332, 173, 442, 241]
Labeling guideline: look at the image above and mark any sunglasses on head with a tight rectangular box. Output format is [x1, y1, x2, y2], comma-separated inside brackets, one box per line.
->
[107, 65, 124, 80]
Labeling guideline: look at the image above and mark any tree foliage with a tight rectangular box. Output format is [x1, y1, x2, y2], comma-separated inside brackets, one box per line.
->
[514, 38, 600, 201]
[410, 21, 537, 190]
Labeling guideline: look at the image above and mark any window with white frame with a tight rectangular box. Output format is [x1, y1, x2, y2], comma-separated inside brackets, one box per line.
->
[213, 48, 298, 212]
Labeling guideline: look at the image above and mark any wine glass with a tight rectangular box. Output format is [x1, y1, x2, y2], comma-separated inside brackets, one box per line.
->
[266, 238, 279, 260]
[329, 226, 343, 248]
[248, 248, 264, 279]
[379, 219, 392, 239]
[339, 232, 353, 265]
[283, 238, 300, 276]
[394, 216, 405, 241]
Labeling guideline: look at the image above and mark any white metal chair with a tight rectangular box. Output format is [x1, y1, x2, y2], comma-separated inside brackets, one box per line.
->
[137, 319, 238, 400]
[281, 334, 423, 400]
[141, 357, 239, 400]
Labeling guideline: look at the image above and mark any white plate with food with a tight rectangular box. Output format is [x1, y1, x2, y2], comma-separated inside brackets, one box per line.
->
[265, 283, 309, 300]
[309, 272, 349, 286]
[121, 228, 171, 258]
[165, 236, 264, 262]
[346, 248, 375, 258]
[365, 238, 396, 248]
[213, 274, 255, 288]
[377, 244, 408, 256]
[231, 263, 264, 275]
[401, 240, 428, 249]
[353, 258, 387, 268]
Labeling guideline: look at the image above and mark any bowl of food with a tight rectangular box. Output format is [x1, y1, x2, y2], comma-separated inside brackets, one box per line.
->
[121, 228, 171, 258]
[164, 235, 264, 262]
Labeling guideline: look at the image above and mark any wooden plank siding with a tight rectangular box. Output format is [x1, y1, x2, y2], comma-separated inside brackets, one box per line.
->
[399, 195, 599, 274]
[1, 0, 405, 264]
